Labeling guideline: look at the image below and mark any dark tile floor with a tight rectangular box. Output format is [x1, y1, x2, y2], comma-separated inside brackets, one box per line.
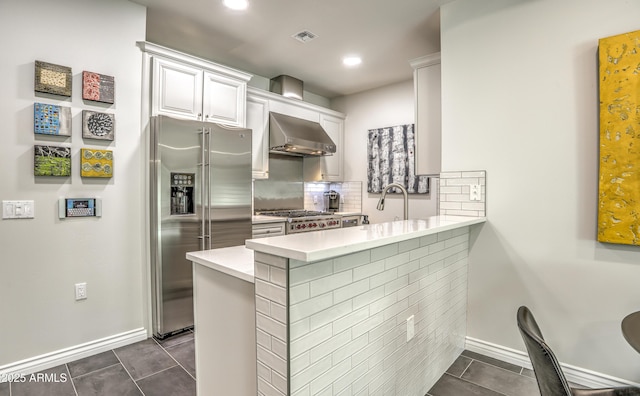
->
[0, 331, 195, 396]
[1, 334, 550, 396]
[427, 350, 542, 396]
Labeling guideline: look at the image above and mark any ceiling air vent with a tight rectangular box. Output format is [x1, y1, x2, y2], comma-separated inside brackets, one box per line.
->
[292, 30, 318, 43]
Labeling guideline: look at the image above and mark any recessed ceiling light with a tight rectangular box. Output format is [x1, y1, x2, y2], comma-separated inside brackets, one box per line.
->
[223, 0, 248, 10]
[343, 56, 362, 67]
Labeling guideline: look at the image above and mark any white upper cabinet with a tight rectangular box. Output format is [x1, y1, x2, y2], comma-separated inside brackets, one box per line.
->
[202, 71, 246, 126]
[410, 52, 441, 175]
[143, 42, 252, 127]
[246, 93, 270, 179]
[317, 113, 344, 181]
[303, 113, 345, 182]
[153, 57, 203, 120]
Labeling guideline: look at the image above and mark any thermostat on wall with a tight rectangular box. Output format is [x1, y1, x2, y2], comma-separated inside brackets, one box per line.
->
[58, 198, 102, 219]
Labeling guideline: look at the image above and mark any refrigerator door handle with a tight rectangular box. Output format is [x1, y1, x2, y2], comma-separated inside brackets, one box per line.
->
[199, 128, 206, 251]
[205, 127, 212, 250]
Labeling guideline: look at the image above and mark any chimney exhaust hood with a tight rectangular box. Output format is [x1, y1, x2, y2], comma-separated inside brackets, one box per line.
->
[269, 112, 336, 156]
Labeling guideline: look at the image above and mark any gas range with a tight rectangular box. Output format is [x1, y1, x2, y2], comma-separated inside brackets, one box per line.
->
[256, 210, 342, 234]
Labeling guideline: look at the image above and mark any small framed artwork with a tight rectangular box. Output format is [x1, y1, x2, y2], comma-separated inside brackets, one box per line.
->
[35, 61, 72, 97]
[82, 110, 114, 141]
[34, 145, 71, 177]
[82, 71, 114, 104]
[34, 103, 72, 136]
[81, 148, 113, 178]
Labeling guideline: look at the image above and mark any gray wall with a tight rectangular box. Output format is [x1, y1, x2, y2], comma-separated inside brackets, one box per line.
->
[441, 0, 640, 382]
[0, 0, 147, 365]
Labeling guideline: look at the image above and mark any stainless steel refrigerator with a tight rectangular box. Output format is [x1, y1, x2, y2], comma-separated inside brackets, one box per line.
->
[150, 115, 252, 339]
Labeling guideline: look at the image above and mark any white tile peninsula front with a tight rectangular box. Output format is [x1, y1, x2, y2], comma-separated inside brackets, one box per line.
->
[186, 246, 256, 396]
[245, 215, 486, 396]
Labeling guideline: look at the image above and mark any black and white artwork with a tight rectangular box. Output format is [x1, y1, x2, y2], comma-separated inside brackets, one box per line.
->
[82, 110, 114, 141]
[367, 124, 429, 194]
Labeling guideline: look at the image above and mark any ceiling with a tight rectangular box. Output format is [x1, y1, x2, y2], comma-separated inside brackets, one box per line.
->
[129, 0, 446, 99]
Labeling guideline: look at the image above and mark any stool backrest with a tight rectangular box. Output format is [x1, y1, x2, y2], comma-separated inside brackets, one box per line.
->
[517, 306, 572, 396]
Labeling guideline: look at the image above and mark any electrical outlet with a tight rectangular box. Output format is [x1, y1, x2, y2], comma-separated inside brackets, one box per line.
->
[313, 195, 318, 204]
[469, 184, 481, 201]
[407, 315, 415, 342]
[75, 283, 87, 300]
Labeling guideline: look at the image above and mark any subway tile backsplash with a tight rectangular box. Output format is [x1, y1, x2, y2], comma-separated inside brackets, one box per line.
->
[303, 172, 485, 217]
[438, 171, 486, 217]
[304, 182, 362, 213]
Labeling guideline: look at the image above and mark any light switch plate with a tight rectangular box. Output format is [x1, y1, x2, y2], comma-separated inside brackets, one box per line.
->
[2, 200, 35, 219]
[469, 184, 481, 201]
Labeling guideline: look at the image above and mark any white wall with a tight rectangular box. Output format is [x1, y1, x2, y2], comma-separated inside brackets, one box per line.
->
[441, 0, 640, 382]
[332, 81, 438, 224]
[0, 0, 146, 366]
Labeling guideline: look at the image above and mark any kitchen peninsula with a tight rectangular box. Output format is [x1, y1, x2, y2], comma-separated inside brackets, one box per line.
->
[187, 170, 486, 395]
[188, 213, 485, 395]
[247, 215, 484, 396]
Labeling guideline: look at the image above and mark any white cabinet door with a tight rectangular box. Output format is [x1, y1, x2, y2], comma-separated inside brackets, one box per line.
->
[203, 71, 246, 127]
[411, 53, 441, 175]
[152, 57, 203, 120]
[304, 114, 344, 182]
[246, 95, 270, 179]
[318, 114, 344, 181]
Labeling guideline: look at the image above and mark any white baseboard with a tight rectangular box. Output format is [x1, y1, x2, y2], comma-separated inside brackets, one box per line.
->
[465, 336, 640, 389]
[0, 328, 147, 379]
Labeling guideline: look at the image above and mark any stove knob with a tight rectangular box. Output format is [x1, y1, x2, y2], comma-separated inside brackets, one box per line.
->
[302, 224, 306, 229]
[296, 224, 301, 229]
[320, 223, 325, 228]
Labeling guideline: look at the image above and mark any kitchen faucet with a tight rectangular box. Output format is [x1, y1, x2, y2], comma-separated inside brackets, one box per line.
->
[376, 183, 408, 220]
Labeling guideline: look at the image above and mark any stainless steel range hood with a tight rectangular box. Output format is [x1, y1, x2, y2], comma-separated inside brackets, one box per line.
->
[269, 112, 336, 156]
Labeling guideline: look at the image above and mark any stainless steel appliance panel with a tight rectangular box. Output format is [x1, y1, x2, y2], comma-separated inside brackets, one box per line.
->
[150, 116, 252, 338]
[208, 124, 252, 249]
[342, 216, 361, 228]
[256, 210, 341, 234]
[253, 154, 304, 211]
[151, 116, 203, 338]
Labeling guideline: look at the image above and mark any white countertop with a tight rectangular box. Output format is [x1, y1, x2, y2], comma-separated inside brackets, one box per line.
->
[186, 245, 254, 283]
[245, 215, 486, 262]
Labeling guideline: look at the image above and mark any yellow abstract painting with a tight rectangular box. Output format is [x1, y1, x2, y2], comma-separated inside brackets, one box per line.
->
[598, 29, 640, 245]
[81, 148, 113, 178]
